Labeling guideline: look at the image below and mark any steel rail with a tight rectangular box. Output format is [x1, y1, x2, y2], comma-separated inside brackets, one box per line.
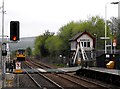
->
[38, 73, 63, 89]
[23, 68, 42, 88]
[66, 73, 110, 89]
[26, 59, 51, 68]
[55, 74, 89, 89]
[58, 73, 109, 89]
[26, 61, 88, 88]
[25, 62, 63, 89]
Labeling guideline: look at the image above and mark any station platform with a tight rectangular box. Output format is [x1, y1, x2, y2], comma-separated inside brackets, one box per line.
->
[77, 67, 120, 86]
[0, 68, 15, 88]
[84, 67, 120, 76]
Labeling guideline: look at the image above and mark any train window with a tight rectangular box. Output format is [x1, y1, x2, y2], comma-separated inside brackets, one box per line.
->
[18, 50, 25, 54]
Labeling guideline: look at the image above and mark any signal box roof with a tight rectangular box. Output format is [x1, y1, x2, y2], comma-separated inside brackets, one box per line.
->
[69, 31, 95, 42]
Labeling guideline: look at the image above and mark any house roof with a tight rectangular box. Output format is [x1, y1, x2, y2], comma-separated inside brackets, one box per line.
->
[69, 31, 95, 41]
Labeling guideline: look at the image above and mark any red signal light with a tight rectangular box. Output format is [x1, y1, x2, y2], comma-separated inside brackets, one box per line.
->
[13, 36, 17, 41]
[10, 21, 20, 41]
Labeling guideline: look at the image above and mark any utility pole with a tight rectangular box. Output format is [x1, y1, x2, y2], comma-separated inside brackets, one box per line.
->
[1, 0, 6, 87]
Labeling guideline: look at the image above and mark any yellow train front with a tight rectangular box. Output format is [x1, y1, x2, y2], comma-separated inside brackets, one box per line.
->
[16, 49, 26, 61]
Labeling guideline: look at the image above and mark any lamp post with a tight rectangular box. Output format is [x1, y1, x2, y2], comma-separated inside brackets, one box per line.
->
[105, 2, 119, 54]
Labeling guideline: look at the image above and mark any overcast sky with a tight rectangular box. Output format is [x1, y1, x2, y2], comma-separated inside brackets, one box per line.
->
[0, 0, 119, 37]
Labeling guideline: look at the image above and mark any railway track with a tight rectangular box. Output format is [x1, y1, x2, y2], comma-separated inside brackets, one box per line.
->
[24, 69, 42, 88]
[57, 74, 108, 89]
[25, 62, 87, 88]
[25, 59, 116, 89]
[26, 59, 51, 69]
[23, 62, 63, 89]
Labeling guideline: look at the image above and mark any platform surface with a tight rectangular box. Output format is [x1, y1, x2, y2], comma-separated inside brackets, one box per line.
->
[84, 67, 120, 76]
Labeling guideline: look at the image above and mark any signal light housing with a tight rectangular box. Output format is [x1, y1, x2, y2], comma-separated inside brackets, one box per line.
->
[10, 21, 20, 41]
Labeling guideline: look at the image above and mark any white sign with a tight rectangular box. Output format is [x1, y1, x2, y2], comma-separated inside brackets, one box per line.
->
[16, 62, 21, 69]
[100, 37, 110, 40]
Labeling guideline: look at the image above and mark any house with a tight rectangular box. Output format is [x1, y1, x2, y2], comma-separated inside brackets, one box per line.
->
[69, 31, 96, 66]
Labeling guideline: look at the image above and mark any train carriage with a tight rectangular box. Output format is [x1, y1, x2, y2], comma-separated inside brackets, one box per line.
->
[16, 49, 26, 61]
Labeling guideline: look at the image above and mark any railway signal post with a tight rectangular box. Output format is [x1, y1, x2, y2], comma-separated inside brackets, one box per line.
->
[0, 0, 6, 87]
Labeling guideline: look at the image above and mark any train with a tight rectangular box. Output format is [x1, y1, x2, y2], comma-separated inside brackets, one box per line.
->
[16, 49, 26, 61]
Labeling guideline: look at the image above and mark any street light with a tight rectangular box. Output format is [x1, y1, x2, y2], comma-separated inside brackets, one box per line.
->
[105, 2, 119, 54]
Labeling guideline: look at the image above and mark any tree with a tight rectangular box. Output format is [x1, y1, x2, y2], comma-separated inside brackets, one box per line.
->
[58, 16, 110, 50]
[45, 36, 63, 56]
[33, 30, 54, 57]
[109, 17, 120, 49]
[26, 47, 32, 56]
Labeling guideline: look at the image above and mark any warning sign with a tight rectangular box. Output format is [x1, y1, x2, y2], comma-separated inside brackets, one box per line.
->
[16, 62, 21, 69]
